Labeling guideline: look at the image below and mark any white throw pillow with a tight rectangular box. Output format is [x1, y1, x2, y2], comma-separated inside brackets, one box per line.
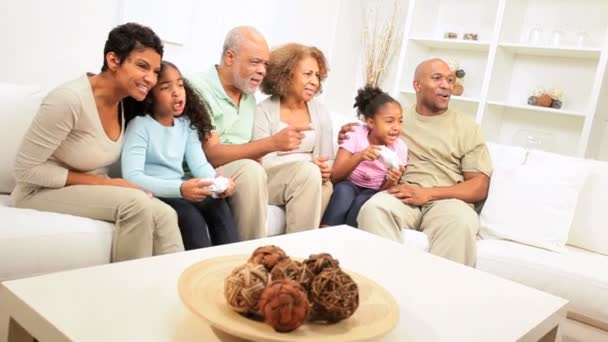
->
[0, 83, 44, 194]
[486, 142, 527, 168]
[480, 162, 588, 252]
[526, 150, 608, 255]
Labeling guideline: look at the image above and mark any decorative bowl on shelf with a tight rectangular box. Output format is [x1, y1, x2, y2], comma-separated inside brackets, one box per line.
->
[527, 87, 563, 109]
[178, 255, 399, 342]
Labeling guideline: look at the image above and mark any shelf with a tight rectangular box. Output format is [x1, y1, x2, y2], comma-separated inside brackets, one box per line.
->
[393, 0, 608, 158]
[400, 89, 480, 104]
[486, 101, 585, 118]
[498, 43, 601, 60]
[409, 37, 491, 52]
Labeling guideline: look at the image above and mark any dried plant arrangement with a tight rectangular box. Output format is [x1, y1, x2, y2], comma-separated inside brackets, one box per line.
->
[361, 0, 404, 88]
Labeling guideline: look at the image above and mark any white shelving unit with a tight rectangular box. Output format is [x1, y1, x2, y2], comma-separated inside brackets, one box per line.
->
[391, 0, 608, 158]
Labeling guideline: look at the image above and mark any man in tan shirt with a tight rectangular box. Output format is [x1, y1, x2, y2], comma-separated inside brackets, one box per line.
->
[355, 59, 492, 266]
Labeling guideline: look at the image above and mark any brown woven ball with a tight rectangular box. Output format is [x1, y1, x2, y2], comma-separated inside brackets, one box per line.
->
[537, 94, 553, 107]
[224, 263, 270, 315]
[452, 83, 464, 96]
[258, 279, 310, 332]
[310, 268, 359, 323]
[303, 253, 340, 276]
[249, 245, 288, 271]
[270, 259, 315, 292]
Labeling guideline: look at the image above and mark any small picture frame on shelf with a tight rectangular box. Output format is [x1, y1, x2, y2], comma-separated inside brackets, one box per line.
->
[463, 33, 478, 41]
[444, 32, 458, 39]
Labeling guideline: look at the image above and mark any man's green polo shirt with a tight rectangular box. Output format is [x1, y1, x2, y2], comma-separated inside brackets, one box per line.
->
[188, 66, 256, 145]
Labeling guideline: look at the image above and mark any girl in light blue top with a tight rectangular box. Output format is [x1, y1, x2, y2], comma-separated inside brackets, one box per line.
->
[122, 61, 238, 249]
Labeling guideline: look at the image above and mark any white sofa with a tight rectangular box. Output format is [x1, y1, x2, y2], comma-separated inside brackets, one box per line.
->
[1, 83, 607, 341]
[0, 83, 282, 282]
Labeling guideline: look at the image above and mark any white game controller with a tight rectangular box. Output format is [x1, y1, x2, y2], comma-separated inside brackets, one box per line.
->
[201, 176, 230, 198]
[378, 146, 402, 169]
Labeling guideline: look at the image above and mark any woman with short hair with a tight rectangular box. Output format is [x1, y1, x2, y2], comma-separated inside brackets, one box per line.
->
[253, 43, 335, 230]
[12, 23, 185, 261]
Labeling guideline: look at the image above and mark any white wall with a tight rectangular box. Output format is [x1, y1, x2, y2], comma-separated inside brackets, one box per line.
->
[323, 0, 365, 119]
[0, 0, 343, 91]
[0, 0, 122, 88]
[159, 0, 341, 76]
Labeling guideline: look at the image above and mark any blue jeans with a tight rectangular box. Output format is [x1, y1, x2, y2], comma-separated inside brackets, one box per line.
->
[158, 196, 238, 250]
[321, 181, 377, 227]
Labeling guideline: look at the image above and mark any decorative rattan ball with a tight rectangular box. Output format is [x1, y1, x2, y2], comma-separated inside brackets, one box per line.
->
[452, 83, 464, 96]
[270, 259, 315, 292]
[551, 99, 562, 109]
[303, 253, 340, 276]
[258, 279, 310, 332]
[224, 263, 270, 315]
[249, 245, 288, 271]
[309, 268, 359, 323]
[537, 94, 553, 107]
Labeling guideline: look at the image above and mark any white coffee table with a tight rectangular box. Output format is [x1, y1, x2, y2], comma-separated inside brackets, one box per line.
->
[0, 225, 567, 342]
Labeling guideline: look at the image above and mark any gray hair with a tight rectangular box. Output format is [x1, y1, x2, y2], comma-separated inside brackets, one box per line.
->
[220, 26, 264, 63]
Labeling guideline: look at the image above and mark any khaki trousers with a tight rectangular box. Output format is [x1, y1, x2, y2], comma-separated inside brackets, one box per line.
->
[357, 192, 479, 266]
[13, 185, 184, 262]
[267, 161, 331, 233]
[222, 159, 268, 240]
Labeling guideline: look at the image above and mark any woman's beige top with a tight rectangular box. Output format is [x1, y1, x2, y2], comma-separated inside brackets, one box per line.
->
[253, 96, 335, 170]
[11, 74, 124, 203]
[271, 120, 317, 165]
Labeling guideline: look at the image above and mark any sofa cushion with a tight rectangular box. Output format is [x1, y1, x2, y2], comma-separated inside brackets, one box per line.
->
[0, 194, 113, 281]
[524, 150, 608, 255]
[0, 83, 44, 194]
[400, 229, 430, 252]
[267, 205, 286, 236]
[480, 161, 588, 252]
[567, 159, 608, 255]
[486, 142, 527, 168]
[477, 239, 608, 325]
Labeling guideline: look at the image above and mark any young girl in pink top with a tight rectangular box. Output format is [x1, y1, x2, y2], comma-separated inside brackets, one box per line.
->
[321, 85, 408, 227]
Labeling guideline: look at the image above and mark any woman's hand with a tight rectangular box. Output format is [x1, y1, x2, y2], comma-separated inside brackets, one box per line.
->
[313, 156, 331, 183]
[180, 178, 213, 202]
[106, 178, 153, 197]
[106, 178, 143, 190]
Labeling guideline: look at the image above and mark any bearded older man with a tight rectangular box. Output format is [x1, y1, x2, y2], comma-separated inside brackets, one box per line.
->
[189, 26, 315, 240]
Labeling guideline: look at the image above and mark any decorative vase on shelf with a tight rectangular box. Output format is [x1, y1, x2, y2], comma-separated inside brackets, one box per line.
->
[575, 30, 591, 48]
[361, 0, 403, 87]
[513, 129, 556, 153]
[527, 26, 543, 45]
[550, 29, 565, 47]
